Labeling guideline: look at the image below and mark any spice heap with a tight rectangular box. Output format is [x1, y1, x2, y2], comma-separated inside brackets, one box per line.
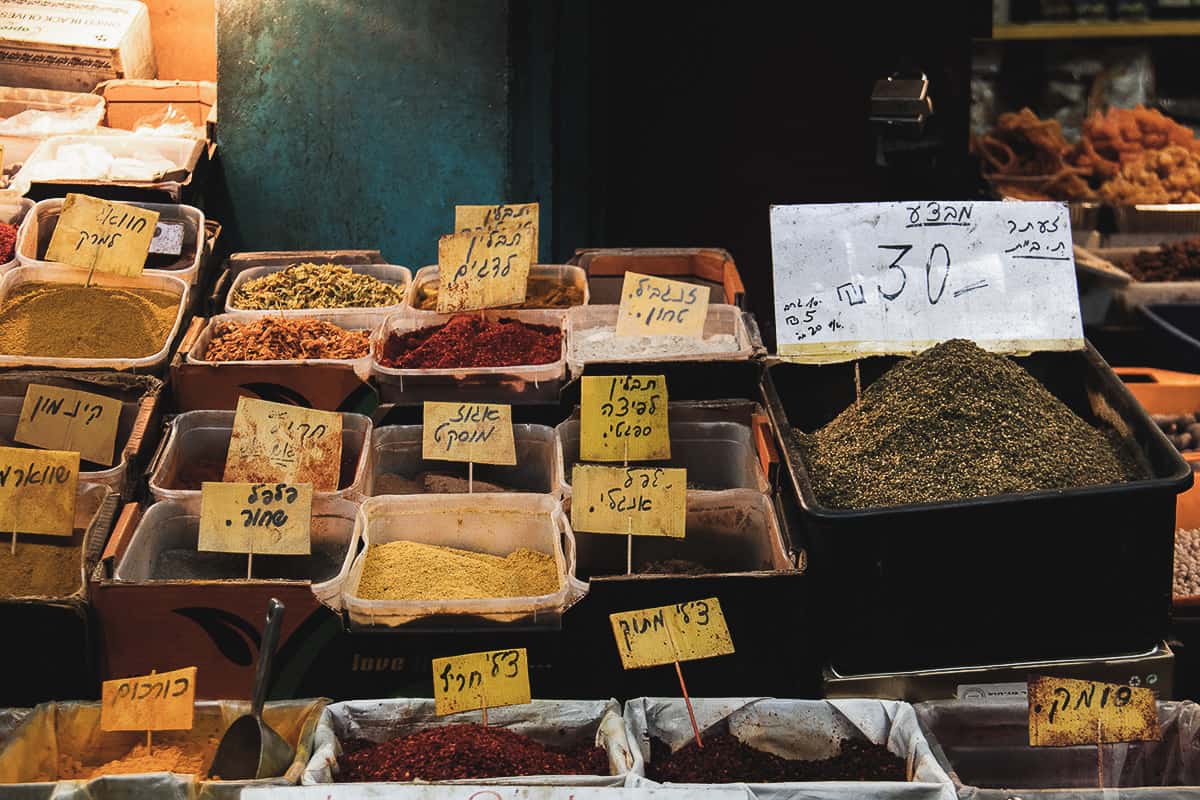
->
[357, 541, 558, 600]
[1153, 413, 1200, 453]
[637, 558, 710, 576]
[57, 738, 220, 779]
[0, 221, 16, 263]
[572, 330, 739, 363]
[337, 724, 609, 782]
[374, 471, 514, 495]
[1176, 528, 1200, 598]
[415, 273, 584, 310]
[1129, 239, 1200, 282]
[231, 263, 405, 310]
[0, 283, 178, 359]
[797, 340, 1144, 509]
[203, 318, 370, 361]
[378, 315, 561, 369]
[647, 734, 906, 783]
[1099, 146, 1200, 205]
[0, 489, 99, 599]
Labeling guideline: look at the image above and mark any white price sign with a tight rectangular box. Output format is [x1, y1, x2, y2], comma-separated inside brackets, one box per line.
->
[770, 201, 1085, 362]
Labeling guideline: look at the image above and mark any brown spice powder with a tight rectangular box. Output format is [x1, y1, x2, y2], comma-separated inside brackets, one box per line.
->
[357, 541, 559, 600]
[57, 738, 220, 779]
[0, 489, 101, 598]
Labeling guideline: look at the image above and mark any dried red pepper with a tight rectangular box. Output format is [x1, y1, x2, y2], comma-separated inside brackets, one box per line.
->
[378, 315, 561, 369]
[336, 723, 609, 782]
[0, 222, 17, 263]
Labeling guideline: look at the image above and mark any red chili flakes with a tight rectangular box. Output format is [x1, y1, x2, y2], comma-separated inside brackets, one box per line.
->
[647, 734, 907, 784]
[336, 723, 610, 782]
[0, 222, 17, 263]
[378, 315, 562, 369]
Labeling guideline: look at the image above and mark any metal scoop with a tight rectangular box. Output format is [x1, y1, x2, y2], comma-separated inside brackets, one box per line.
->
[207, 598, 294, 780]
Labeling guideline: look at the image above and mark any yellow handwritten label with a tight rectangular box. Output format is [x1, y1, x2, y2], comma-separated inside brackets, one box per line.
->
[14, 384, 122, 467]
[1028, 676, 1161, 747]
[101, 667, 197, 732]
[198, 482, 313, 556]
[615, 272, 708, 338]
[422, 402, 516, 466]
[0, 446, 78, 537]
[44, 193, 159, 277]
[436, 227, 533, 312]
[571, 465, 685, 538]
[224, 398, 343, 493]
[455, 202, 539, 260]
[432, 648, 531, 716]
[580, 375, 669, 462]
[610, 598, 734, 669]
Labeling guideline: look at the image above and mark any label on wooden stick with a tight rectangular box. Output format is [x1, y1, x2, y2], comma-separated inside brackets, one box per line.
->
[14, 384, 122, 467]
[198, 482, 313, 555]
[1028, 676, 1161, 747]
[455, 202, 539, 259]
[431, 648, 530, 716]
[0, 446, 78, 537]
[45, 193, 158, 277]
[101, 666, 197, 732]
[610, 598, 734, 669]
[422, 402, 516, 466]
[571, 465, 685, 538]
[436, 227, 533, 312]
[224, 398, 343, 492]
[615, 272, 708, 338]
[580, 375, 669, 462]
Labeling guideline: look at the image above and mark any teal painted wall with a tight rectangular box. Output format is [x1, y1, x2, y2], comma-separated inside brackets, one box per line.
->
[216, 0, 514, 269]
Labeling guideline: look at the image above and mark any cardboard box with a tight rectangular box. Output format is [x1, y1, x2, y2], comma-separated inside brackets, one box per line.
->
[0, 0, 155, 92]
[96, 78, 215, 141]
[569, 247, 747, 308]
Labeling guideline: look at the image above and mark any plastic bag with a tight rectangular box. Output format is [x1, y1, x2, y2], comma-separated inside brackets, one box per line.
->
[132, 104, 203, 139]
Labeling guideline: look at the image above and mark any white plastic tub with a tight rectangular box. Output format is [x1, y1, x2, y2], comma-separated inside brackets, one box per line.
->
[0, 266, 188, 373]
[371, 423, 563, 497]
[0, 87, 105, 166]
[147, 410, 374, 506]
[12, 133, 204, 191]
[341, 493, 582, 629]
[371, 309, 567, 405]
[564, 304, 757, 377]
[184, 311, 376, 380]
[16, 198, 206, 284]
[407, 263, 588, 316]
[226, 262, 412, 319]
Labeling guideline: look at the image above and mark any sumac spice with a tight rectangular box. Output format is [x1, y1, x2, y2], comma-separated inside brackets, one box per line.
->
[378, 315, 561, 369]
[336, 723, 609, 782]
[0, 221, 17, 263]
[647, 734, 906, 783]
[1128, 237, 1200, 282]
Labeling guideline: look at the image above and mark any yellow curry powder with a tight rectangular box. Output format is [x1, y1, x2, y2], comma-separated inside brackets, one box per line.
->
[56, 738, 221, 780]
[357, 541, 559, 600]
[0, 283, 179, 359]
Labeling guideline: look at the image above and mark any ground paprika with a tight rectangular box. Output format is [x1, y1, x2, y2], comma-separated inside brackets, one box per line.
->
[0, 222, 17, 263]
[378, 315, 561, 369]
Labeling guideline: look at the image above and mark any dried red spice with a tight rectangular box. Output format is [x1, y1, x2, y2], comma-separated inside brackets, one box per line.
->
[0, 222, 17, 263]
[336, 723, 609, 782]
[647, 734, 907, 783]
[378, 315, 561, 369]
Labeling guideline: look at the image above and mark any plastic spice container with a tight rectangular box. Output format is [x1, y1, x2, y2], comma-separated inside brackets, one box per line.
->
[573, 490, 792, 579]
[11, 134, 204, 192]
[0, 266, 188, 374]
[371, 309, 567, 405]
[341, 494, 582, 629]
[569, 247, 745, 308]
[16, 197, 207, 284]
[183, 311, 376, 374]
[563, 304, 759, 377]
[557, 418, 770, 498]
[371, 423, 562, 497]
[147, 410, 374, 505]
[0, 86, 106, 166]
[112, 499, 359, 607]
[225, 262, 412, 320]
[407, 264, 589, 317]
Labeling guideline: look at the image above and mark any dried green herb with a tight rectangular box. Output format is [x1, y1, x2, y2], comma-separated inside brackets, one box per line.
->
[231, 263, 405, 310]
[795, 339, 1146, 509]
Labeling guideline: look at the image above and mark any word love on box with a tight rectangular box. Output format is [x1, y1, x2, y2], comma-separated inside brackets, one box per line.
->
[422, 401, 516, 466]
[571, 465, 686, 538]
[101, 666, 197, 732]
[431, 648, 530, 716]
[14, 384, 122, 467]
[455, 202, 539, 260]
[437, 226, 533, 313]
[580, 375, 669, 461]
[198, 482, 313, 556]
[610, 598, 734, 669]
[615, 272, 708, 338]
[45, 193, 159, 277]
[0, 446, 78, 536]
[1028, 676, 1161, 747]
[770, 201, 1085, 362]
[225, 398, 343, 492]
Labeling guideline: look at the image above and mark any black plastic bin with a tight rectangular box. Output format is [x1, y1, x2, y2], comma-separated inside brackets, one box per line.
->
[762, 343, 1192, 675]
[1140, 304, 1200, 374]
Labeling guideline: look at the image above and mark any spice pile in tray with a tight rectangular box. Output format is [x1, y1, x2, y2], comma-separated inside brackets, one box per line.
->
[796, 339, 1146, 509]
[0, 221, 17, 263]
[374, 471, 515, 494]
[230, 263, 405, 310]
[572, 330, 739, 362]
[336, 724, 608, 782]
[202, 317, 370, 361]
[1176, 528, 1200, 598]
[356, 541, 558, 600]
[377, 315, 561, 369]
[415, 273, 584, 310]
[1128, 239, 1200, 282]
[647, 734, 906, 783]
[1152, 412, 1200, 452]
[0, 283, 178, 359]
[0, 490, 98, 599]
[57, 738, 220, 779]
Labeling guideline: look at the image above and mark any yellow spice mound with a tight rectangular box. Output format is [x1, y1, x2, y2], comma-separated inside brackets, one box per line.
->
[57, 739, 219, 779]
[357, 540, 559, 600]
